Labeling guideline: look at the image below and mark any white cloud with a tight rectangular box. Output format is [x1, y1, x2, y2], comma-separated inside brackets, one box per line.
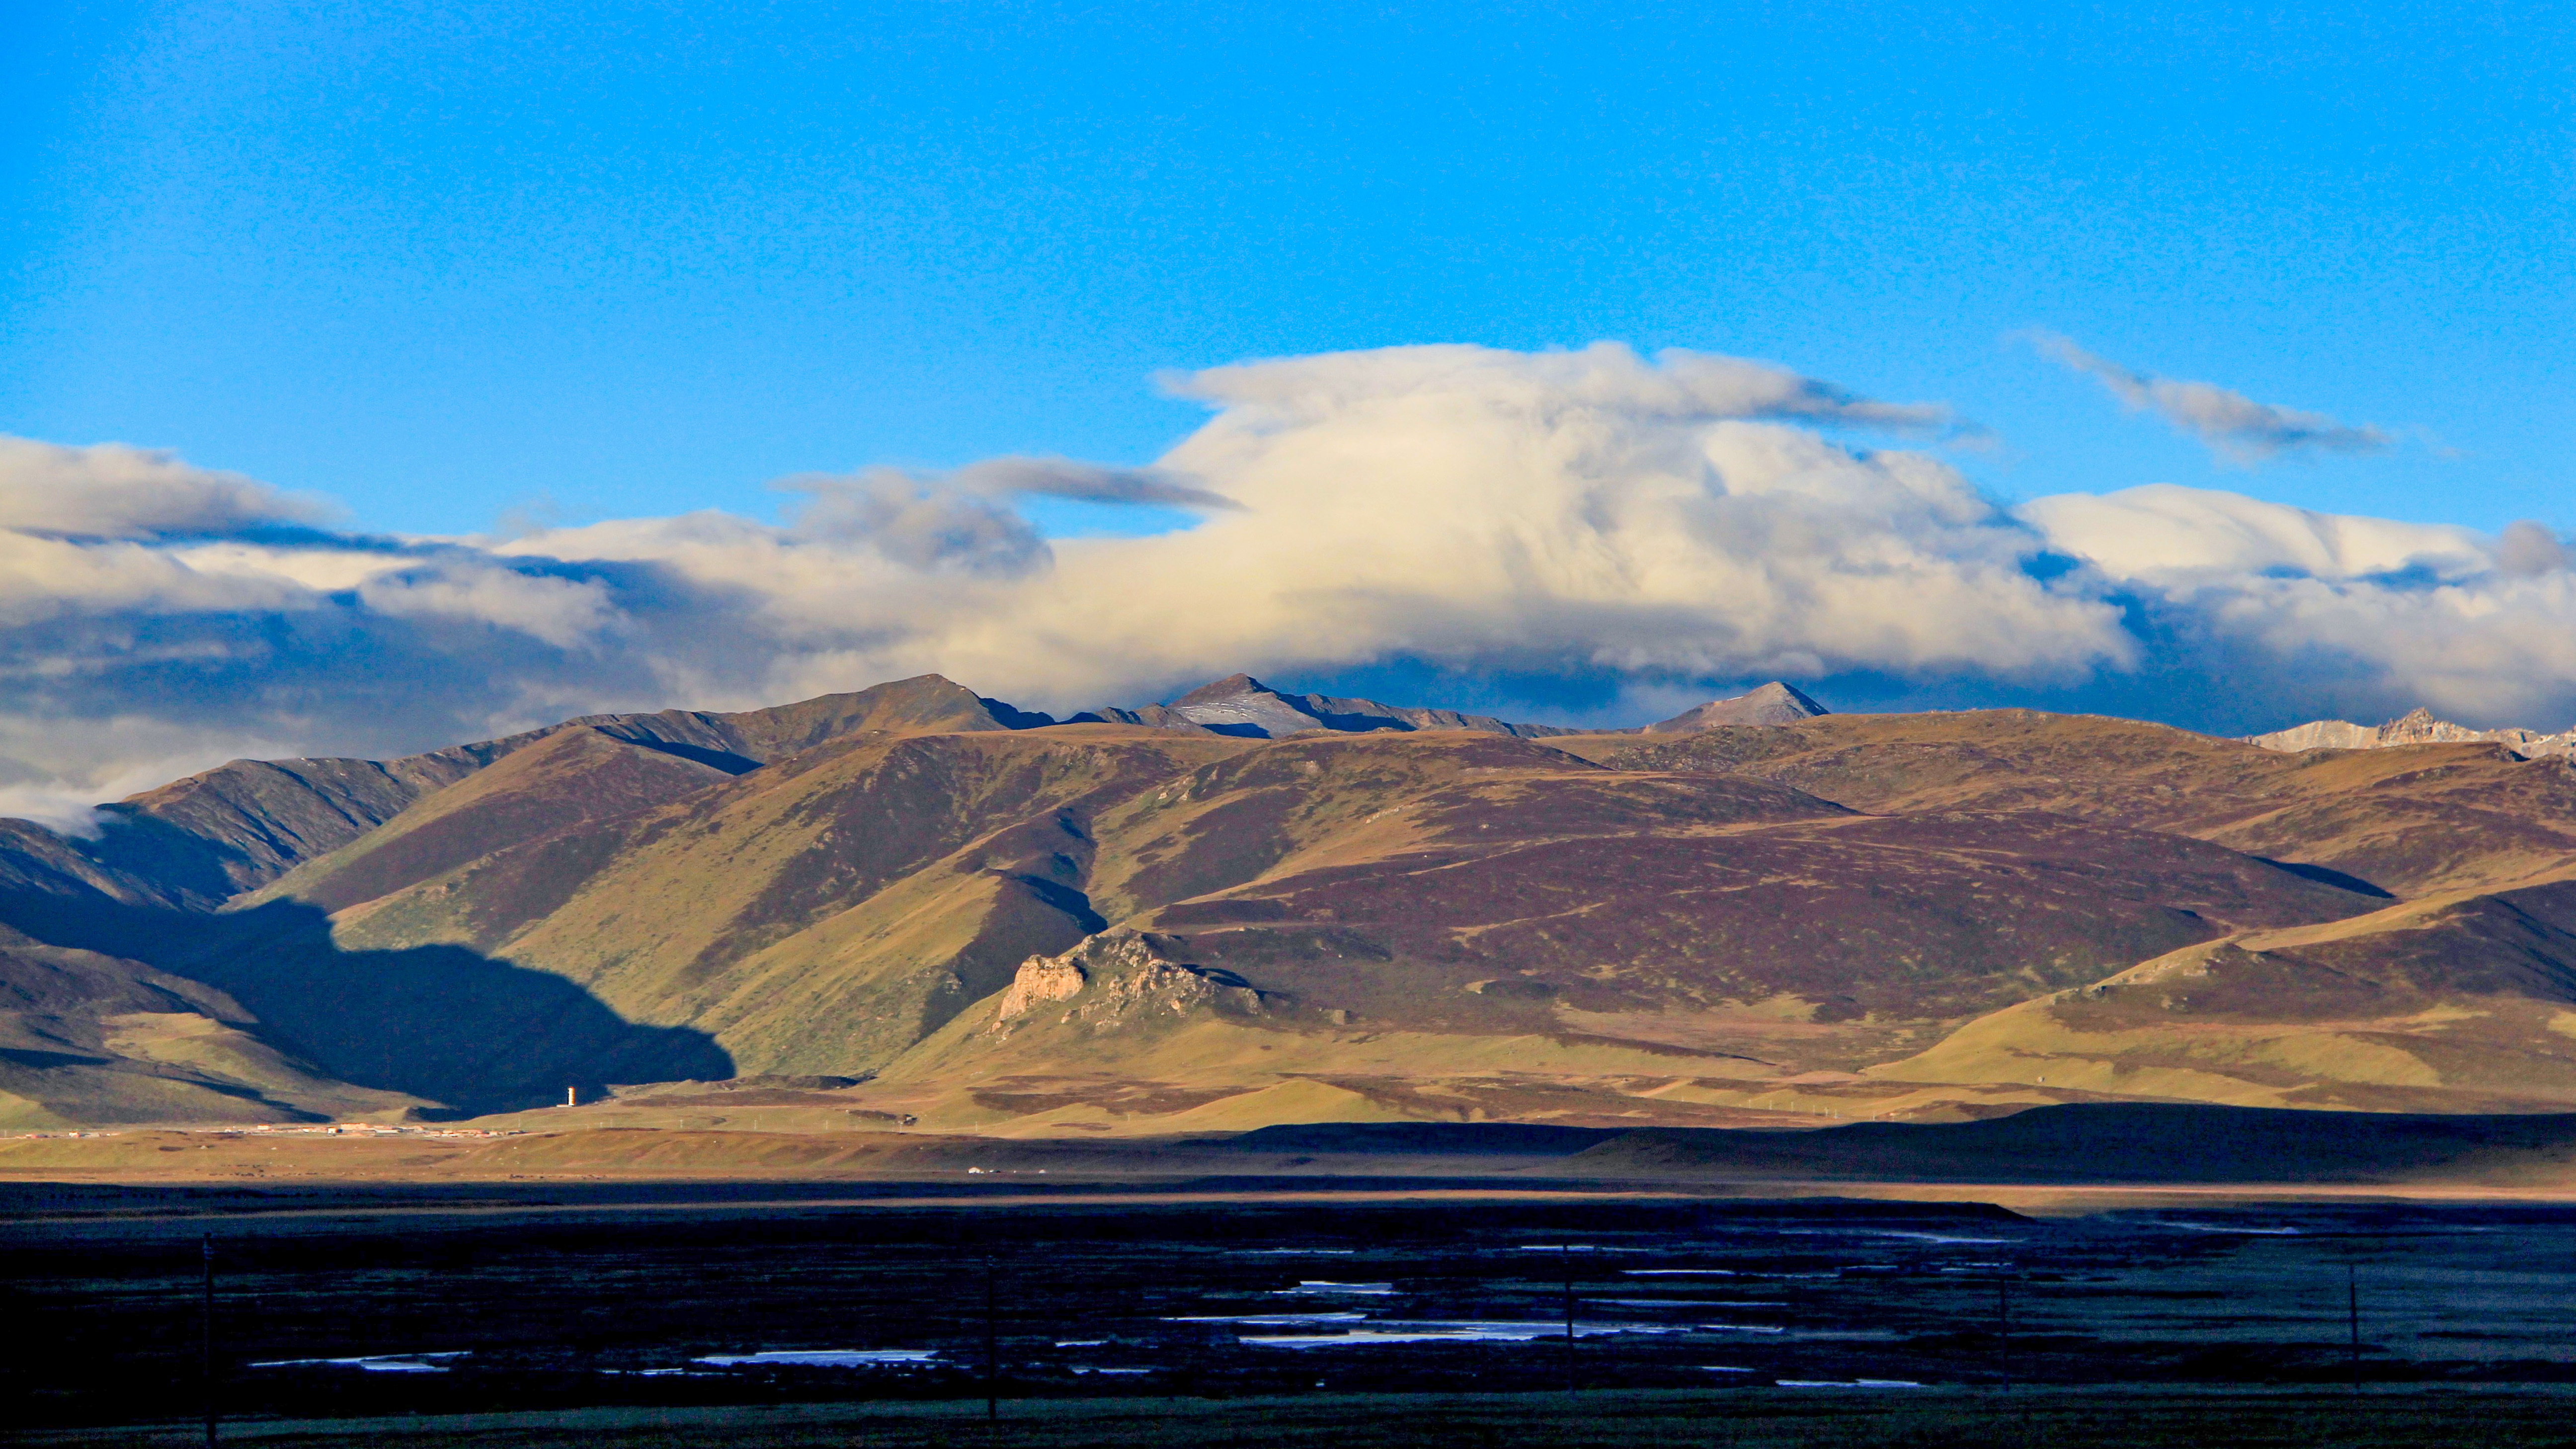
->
[2495, 520, 2570, 578]
[952, 353, 2111, 700]
[357, 562, 626, 649]
[1, 341, 2573, 808]
[1167, 341, 1962, 433]
[778, 472, 1051, 574]
[0, 436, 332, 537]
[492, 344, 2108, 711]
[169, 541, 418, 593]
[2018, 484, 2488, 584]
[2025, 332, 2393, 464]
[2022, 486, 2576, 726]
[0, 531, 315, 626]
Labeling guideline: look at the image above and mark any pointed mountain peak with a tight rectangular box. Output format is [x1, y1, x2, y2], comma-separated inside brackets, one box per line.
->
[1744, 681, 1829, 715]
[1162, 673, 1321, 738]
[1643, 681, 1831, 733]
[1173, 673, 1274, 705]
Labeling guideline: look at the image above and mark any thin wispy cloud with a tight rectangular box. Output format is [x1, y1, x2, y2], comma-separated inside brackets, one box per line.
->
[2023, 331, 2393, 465]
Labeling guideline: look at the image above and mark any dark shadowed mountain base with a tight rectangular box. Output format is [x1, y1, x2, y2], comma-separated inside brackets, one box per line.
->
[0, 890, 728, 1115]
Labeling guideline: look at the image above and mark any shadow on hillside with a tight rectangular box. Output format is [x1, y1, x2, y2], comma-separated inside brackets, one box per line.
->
[2256, 857, 2396, 899]
[0, 890, 731, 1115]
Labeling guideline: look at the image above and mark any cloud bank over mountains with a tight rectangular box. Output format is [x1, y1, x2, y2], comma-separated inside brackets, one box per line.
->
[0, 342, 2565, 818]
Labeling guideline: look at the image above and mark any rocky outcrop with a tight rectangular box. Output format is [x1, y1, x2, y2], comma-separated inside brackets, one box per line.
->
[987, 931, 1278, 1034]
[2247, 718, 2379, 751]
[2247, 707, 2576, 757]
[991, 952, 1090, 1021]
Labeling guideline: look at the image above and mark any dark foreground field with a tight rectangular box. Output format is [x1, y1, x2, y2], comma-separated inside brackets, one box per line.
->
[12, 1181, 2576, 1447]
[36, 1386, 2576, 1449]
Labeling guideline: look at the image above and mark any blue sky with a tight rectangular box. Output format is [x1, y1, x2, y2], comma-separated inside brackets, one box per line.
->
[8, 0, 2570, 538]
[9, 0, 2576, 806]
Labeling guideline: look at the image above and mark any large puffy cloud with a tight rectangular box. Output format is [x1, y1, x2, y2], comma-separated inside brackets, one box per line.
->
[509, 343, 2113, 708]
[2026, 332, 2393, 464]
[2024, 485, 2576, 725]
[1, 341, 2571, 811]
[958, 348, 2105, 694]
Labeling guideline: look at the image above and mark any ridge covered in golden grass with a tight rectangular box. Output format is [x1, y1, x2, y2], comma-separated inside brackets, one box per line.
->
[9, 676, 2576, 1137]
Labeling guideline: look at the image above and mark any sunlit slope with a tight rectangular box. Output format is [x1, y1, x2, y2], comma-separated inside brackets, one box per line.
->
[238, 726, 738, 914]
[240, 671, 1048, 915]
[793, 726, 2389, 1132]
[306, 723, 2388, 1112]
[568, 671, 1052, 761]
[328, 727, 1250, 1074]
[16, 754, 479, 908]
[85, 698, 2576, 1127]
[1878, 877, 2576, 1112]
[1073, 732, 2379, 1050]
[1077, 729, 1850, 921]
[1590, 710, 2576, 896]
[858, 928, 1804, 1134]
[0, 672, 1034, 913]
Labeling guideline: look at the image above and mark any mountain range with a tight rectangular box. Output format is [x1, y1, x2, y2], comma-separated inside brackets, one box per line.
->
[2248, 706, 2576, 757]
[7, 672, 2576, 1135]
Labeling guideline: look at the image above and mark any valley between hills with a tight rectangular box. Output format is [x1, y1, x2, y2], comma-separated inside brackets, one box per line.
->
[9, 672, 2576, 1150]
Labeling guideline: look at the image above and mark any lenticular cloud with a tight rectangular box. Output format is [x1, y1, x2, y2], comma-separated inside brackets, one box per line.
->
[0, 342, 2571, 803]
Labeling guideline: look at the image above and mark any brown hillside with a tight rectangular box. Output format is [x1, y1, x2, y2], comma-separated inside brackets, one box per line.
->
[318, 726, 1253, 1083]
[277, 724, 2385, 1122]
[239, 727, 738, 914]
[0, 673, 1039, 913]
[21, 680, 2576, 1130]
[1584, 710, 2576, 896]
[1879, 878, 2576, 1113]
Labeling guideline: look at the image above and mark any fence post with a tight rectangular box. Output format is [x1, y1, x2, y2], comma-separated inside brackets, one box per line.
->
[1997, 1277, 2011, 1394]
[201, 1232, 217, 1449]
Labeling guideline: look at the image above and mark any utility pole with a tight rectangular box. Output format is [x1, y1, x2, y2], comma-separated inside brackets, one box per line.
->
[1562, 1244, 1576, 1395]
[984, 1254, 999, 1423]
[201, 1232, 217, 1449]
[2348, 1265, 2361, 1391]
